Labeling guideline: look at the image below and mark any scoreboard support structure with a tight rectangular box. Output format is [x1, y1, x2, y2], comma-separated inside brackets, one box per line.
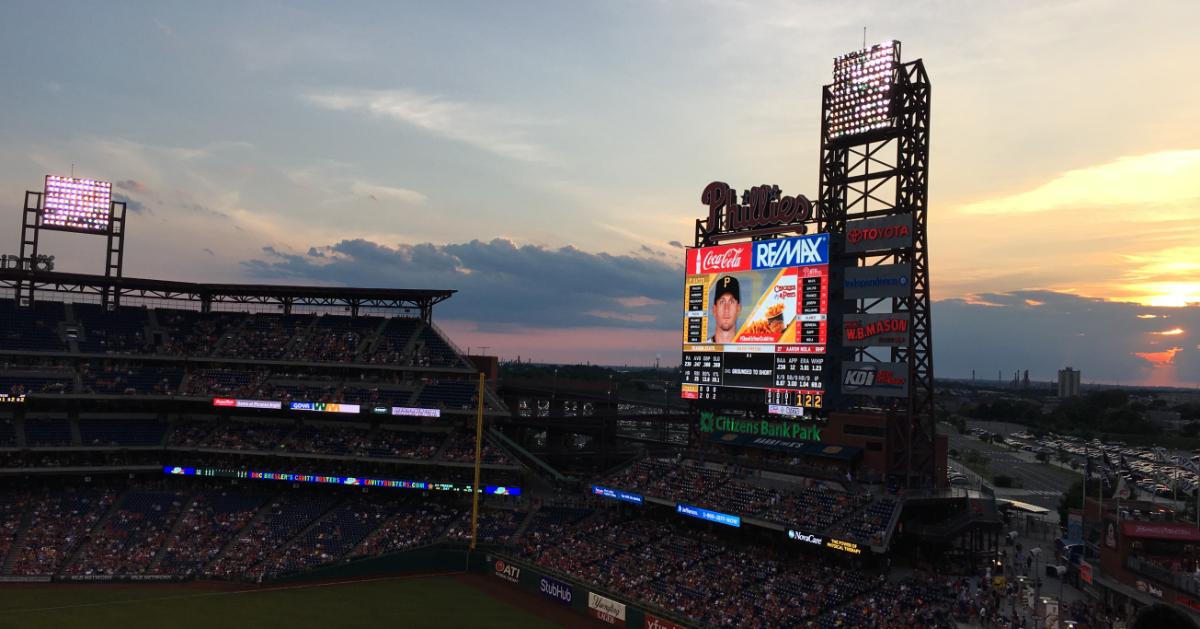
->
[819, 52, 935, 487]
[15, 187, 127, 309]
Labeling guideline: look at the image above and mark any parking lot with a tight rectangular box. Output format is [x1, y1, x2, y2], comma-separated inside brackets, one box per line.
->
[946, 420, 1198, 512]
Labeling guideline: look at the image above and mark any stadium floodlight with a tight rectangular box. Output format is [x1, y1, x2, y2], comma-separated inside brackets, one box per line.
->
[41, 175, 112, 233]
[827, 41, 900, 140]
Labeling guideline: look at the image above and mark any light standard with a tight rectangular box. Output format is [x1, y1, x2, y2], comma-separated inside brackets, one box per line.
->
[1030, 547, 1042, 627]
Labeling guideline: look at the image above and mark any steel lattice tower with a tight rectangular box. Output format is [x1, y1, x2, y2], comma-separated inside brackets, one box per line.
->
[819, 55, 935, 486]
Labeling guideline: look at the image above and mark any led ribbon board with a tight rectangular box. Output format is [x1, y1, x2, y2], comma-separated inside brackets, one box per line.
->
[828, 41, 899, 140]
[212, 398, 283, 410]
[675, 503, 740, 527]
[42, 175, 112, 233]
[163, 466, 520, 495]
[391, 406, 441, 417]
[289, 401, 361, 414]
[591, 485, 644, 505]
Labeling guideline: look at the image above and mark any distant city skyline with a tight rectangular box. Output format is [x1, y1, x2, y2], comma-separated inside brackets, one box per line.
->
[1, 1, 1198, 386]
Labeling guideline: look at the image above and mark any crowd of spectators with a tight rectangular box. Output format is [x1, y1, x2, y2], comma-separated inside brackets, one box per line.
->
[603, 458, 896, 544]
[349, 502, 461, 558]
[80, 363, 182, 396]
[155, 490, 269, 576]
[441, 432, 512, 465]
[0, 298, 477, 375]
[63, 490, 187, 576]
[7, 487, 118, 575]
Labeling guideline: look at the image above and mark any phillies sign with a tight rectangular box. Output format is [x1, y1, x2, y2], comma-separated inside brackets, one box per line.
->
[700, 181, 817, 238]
[687, 234, 828, 274]
[842, 313, 910, 347]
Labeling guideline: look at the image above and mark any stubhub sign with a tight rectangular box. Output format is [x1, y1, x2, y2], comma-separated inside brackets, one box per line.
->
[752, 234, 828, 270]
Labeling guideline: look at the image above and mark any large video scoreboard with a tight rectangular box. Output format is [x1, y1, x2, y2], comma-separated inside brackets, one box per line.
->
[680, 234, 829, 411]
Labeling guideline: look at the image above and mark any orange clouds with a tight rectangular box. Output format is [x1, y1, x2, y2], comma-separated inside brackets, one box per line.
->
[1134, 347, 1182, 366]
[1154, 328, 1185, 336]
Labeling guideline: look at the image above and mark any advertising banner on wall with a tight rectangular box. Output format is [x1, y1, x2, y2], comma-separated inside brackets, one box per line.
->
[494, 559, 520, 583]
[644, 615, 688, 629]
[842, 313, 910, 347]
[841, 361, 910, 397]
[588, 592, 627, 625]
[845, 214, 913, 253]
[843, 264, 912, 299]
[538, 576, 574, 605]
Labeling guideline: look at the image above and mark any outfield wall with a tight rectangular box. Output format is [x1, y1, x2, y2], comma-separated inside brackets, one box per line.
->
[270, 546, 471, 584]
[483, 552, 698, 629]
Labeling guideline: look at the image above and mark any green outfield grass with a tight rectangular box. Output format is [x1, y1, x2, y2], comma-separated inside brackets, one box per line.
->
[0, 575, 562, 629]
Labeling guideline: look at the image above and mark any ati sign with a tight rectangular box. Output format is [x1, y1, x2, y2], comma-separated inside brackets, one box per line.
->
[841, 362, 909, 397]
[700, 181, 816, 238]
[842, 313, 910, 347]
[698, 411, 822, 441]
[493, 560, 520, 583]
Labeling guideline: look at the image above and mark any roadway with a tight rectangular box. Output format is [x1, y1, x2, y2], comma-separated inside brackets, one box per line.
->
[946, 423, 1082, 510]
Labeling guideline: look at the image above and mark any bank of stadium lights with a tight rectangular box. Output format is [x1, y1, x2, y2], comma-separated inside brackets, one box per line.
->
[42, 175, 112, 232]
[828, 41, 900, 140]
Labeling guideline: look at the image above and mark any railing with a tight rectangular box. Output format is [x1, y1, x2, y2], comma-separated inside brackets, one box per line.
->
[1126, 555, 1200, 598]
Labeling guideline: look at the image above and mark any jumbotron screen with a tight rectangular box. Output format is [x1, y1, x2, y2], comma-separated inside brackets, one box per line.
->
[681, 234, 829, 410]
[42, 175, 112, 233]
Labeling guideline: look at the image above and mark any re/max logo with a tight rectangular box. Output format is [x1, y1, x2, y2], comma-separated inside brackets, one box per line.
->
[753, 235, 827, 269]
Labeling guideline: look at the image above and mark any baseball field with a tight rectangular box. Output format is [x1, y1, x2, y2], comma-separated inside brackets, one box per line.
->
[0, 573, 591, 629]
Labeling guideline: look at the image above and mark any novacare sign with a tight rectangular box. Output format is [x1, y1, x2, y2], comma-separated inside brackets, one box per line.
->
[698, 411, 821, 441]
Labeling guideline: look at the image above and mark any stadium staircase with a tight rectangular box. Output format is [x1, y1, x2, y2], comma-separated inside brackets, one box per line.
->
[211, 316, 251, 355]
[280, 319, 319, 357]
[252, 496, 348, 575]
[2, 504, 35, 572]
[202, 493, 282, 572]
[58, 487, 130, 576]
[68, 416, 82, 446]
[399, 322, 426, 362]
[355, 318, 391, 360]
[511, 508, 540, 540]
[149, 494, 199, 573]
[488, 427, 565, 482]
[13, 417, 26, 447]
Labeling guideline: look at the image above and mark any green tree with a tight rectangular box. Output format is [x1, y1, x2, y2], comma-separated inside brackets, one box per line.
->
[1059, 479, 1085, 527]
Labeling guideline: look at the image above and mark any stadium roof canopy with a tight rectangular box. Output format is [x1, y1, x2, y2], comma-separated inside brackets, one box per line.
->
[0, 269, 454, 318]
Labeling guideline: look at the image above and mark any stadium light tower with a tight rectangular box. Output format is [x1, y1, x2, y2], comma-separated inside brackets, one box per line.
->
[16, 174, 128, 308]
[819, 40, 935, 487]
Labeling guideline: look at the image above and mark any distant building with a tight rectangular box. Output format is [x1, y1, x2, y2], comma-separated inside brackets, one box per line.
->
[1058, 367, 1081, 398]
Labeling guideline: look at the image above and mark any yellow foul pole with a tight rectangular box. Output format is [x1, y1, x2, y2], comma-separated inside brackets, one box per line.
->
[470, 371, 484, 551]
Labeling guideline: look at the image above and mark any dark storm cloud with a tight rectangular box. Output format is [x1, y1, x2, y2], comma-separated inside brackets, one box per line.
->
[114, 179, 146, 192]
[243, 238, 680, 329]
[933, 290, 1200, 384]
[112, 193, 150, 215]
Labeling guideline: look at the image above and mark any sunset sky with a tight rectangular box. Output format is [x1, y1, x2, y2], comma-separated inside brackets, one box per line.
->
[1, 1, 1198, 386]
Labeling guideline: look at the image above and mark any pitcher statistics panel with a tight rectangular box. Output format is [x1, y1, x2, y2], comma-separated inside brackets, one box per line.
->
[681, 234, 829, 408]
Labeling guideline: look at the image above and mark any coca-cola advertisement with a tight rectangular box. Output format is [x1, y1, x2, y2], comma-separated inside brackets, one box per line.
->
[685, 242, 751, 275]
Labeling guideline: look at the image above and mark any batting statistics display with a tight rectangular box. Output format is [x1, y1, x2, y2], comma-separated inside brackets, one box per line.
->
[681, 234, 829, 409]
